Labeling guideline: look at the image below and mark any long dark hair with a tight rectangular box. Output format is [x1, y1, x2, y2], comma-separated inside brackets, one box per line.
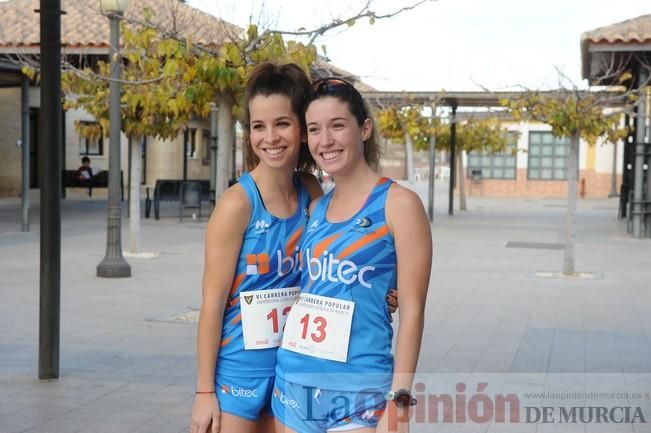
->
[242, 62, 315, 172]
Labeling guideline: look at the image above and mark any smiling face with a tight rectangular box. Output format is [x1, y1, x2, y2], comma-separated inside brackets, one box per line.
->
[248, 94, 303, 171]
[305, 96, 372, 176]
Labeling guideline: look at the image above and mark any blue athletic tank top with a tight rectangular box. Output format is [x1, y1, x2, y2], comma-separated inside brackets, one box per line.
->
[217, 172, 310, 378]
[276, 177, 397, 391]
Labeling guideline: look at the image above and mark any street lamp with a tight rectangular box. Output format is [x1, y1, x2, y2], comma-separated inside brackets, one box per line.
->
[97, 0, 131, 278]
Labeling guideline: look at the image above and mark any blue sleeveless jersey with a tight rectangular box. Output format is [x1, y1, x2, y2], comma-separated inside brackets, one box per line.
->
[276, 177, 397, 391]
[217, 172, 310, 378]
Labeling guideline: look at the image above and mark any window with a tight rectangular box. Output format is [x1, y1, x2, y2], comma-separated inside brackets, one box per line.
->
[78, 121, 104, 156]
[467, 132, 518, 179]
[202, 129, 211, 166]
[528, 132, 569, 180]
[184, 128, 197, 159]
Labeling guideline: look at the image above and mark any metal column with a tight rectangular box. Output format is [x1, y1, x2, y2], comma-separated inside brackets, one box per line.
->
[38, 0, 62, 379]
[448, 103, 457, 216]
[21, 75, 30, 232]
[427, 109, 436, 222]
[633, 70, 648, 238]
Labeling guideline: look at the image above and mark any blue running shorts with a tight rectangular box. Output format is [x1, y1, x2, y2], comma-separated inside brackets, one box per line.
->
[272, 375, 387, 433]
[215, 373, 275, 421]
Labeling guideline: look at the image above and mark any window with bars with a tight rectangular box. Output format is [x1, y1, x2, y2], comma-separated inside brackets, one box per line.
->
[527, 132, 569, 180]
[467, 132, 518, 179]
[185, 128, 197, 159]
[201, 129, 211, 166]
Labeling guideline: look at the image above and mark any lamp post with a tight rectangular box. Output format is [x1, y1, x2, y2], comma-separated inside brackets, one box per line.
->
[97, 0, 131, 278]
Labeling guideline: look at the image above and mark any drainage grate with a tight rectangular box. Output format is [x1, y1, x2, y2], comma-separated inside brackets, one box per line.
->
[506, 241, 564, 250]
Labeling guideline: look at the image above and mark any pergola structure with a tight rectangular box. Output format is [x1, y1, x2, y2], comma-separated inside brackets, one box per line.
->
[582, 14, 651, 238]
[361, 90, 624, 218]
[362, 90, 523, 217]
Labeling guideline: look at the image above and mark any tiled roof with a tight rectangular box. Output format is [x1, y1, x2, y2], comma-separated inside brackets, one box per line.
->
[581, 14, 651, 81]
[582, 14, 651, 45]
[0, 0, 240, 50]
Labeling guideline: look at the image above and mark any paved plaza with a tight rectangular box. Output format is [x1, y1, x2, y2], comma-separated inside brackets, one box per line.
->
[1, 182, 651, 433]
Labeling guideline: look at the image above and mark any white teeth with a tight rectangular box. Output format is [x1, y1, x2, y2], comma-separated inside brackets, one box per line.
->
[322, 151, 340, 160]
[264, 147, 286, 155]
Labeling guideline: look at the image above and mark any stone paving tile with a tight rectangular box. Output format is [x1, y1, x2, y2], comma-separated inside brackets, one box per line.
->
[19, 416, 89, 433]
[2, 185, 651, 433]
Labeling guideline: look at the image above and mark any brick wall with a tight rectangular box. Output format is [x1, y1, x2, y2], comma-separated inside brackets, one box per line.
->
[463, 169, 621, 198]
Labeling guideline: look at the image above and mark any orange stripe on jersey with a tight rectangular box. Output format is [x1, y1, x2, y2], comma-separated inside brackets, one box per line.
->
[229, 273, 246, 297]
[312, 231, 343, 258]
[227, 296, 240, 309]
[230, 313, 241, 325]
[285, 226, 304, 257]
[337, 225, 389, 259]
[378, 177, 390, 185]
[220, 336, 233, 347]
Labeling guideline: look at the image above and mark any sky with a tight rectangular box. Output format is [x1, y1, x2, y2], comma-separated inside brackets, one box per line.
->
[187, 0, 650, 92]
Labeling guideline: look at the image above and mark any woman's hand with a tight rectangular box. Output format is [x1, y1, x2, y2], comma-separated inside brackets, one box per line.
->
[375, 404, 410, 433]
[191, 393, 220, 433]
[386, 289, 399, 319]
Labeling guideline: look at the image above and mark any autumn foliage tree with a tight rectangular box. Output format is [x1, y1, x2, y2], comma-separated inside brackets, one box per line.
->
[501, 91, 628, 275]
[63, 22, 219, 254]
[377, 105, 511, 210]
[61, 14, 318, 253]
[42, 1, 435, 256]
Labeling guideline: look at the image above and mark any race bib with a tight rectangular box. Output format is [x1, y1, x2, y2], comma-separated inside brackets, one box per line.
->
[281, 293, 355, 362]
[240, 287, 300, 350]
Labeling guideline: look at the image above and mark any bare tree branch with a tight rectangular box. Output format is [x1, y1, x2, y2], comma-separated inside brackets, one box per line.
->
[244, 0, 435, 57]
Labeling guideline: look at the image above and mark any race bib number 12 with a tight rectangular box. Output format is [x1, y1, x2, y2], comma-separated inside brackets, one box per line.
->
[281, 293, 355, 362]
[240, 287, 300, 350]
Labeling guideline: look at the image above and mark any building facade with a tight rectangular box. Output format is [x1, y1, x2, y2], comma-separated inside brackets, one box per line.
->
[463, 120, 621, 199]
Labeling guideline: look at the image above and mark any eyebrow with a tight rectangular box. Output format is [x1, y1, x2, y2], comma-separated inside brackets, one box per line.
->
[251, 115, 292, 123]
[307, 117, 348, 125]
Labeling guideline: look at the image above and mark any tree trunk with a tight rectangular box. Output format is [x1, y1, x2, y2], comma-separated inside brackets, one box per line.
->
[563, 131, 580, 275]
[129, 135, 142, 254]
[458, 150, 467, 211]
[404, 133, 415, 185]
[216, 92, 234, 199]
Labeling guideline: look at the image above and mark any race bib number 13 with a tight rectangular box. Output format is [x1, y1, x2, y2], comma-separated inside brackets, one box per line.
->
[240, 287, 300, 350]
[281, 293, 355, 362]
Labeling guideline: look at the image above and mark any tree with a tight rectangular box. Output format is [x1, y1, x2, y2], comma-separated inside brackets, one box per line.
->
[501, 90, 629, 275]
[377, 105, 434, 184]
[63, 22, 216, 254]
[436, 117, 513, 210]
[195, 0, 436, 196]
[20, 0, 436, 255]
[377, 105, 511, 210]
